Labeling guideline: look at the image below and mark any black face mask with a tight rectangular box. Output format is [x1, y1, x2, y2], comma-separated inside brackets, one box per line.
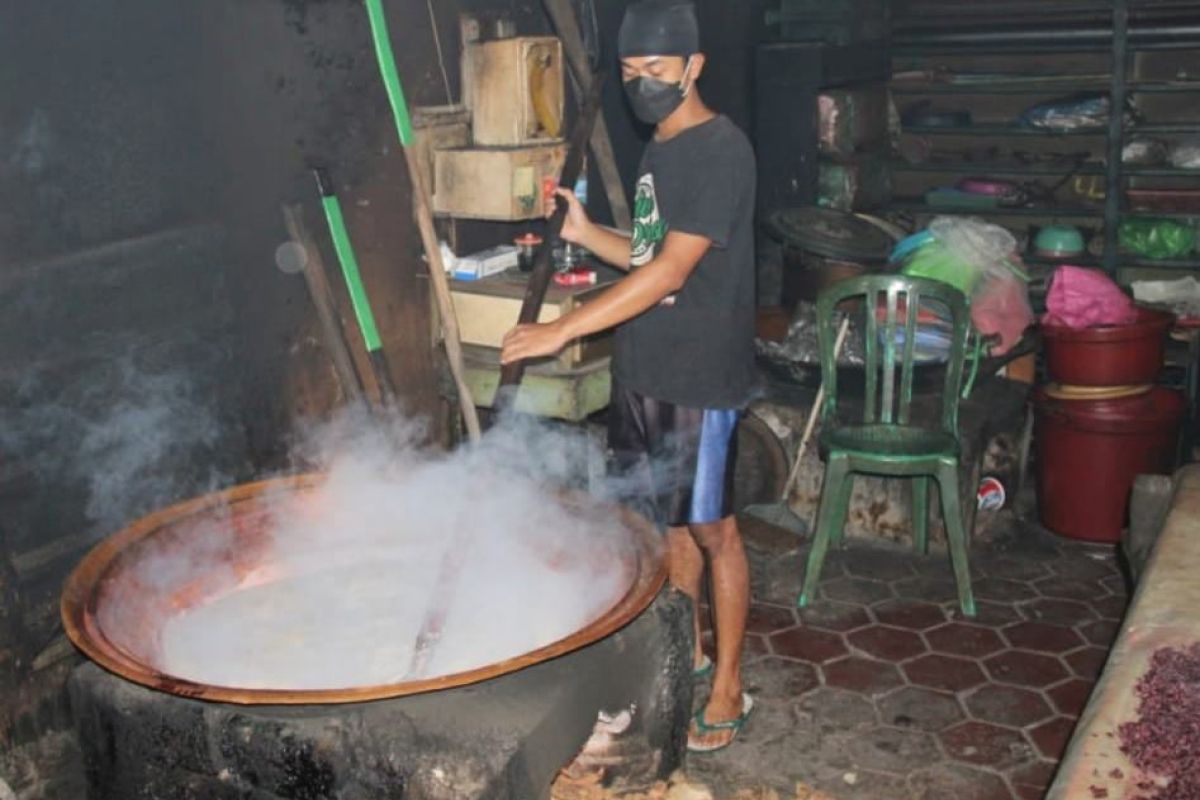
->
[624, 59, 693, 125]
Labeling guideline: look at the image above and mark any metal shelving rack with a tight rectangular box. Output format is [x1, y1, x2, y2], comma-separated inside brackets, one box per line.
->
[889, 0, 1200, 274]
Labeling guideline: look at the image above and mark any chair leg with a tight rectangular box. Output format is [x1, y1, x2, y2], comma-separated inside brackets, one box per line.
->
[798, 455, 851, 609]
[828, 470, 855, 547]
[912, 477, 930, 555]
[936, 460, 977, 618]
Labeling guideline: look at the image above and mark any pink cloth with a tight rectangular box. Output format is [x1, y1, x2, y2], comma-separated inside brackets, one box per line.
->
[1043, 265, 1139, 329]
[973, 276, 1033, 355]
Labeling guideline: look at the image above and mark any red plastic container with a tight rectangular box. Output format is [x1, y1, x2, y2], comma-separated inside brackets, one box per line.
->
[1035, 387, 1184, 542]
[1042, 307, 1174, 386]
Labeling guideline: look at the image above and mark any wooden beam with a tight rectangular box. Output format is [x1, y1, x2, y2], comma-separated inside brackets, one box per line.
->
[542, 0, 633, 231]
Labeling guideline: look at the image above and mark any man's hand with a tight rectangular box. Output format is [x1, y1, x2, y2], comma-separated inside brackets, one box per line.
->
[500, 320, 570, 365]
[550, 188, 592, 246]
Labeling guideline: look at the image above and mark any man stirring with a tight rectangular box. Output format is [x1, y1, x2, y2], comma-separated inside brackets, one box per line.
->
[501, 0, 756, 752]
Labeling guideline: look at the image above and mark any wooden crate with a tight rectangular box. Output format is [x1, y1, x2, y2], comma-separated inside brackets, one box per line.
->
[442, 269, 613, 369]
[433, 143, 567, 221]
[411, 105, 471, 198]
[466, 36, 564, 146]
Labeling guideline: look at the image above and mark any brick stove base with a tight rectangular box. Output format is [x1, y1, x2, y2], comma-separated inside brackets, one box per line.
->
[69, 589, 692, 800]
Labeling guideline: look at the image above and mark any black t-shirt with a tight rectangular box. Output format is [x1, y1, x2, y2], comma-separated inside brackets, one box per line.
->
[613, 114, 757, 410]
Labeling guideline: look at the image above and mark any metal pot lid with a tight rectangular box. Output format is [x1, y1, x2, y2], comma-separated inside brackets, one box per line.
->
[767, 207, 894, 263]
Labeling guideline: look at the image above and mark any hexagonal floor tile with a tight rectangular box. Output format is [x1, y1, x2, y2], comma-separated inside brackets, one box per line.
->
[797, 599, 871, 633]
[741, 656, 820, 700]
[977, 555, 1052, 583]
[1064, 646, 1110, 680]
[769, 626, 847, 664]
[847, 625, 927, 661]
[984, 651, 1069, 688]
[1010, 758, 1060, 790]
[1002, 621, 1085, 653]
[1099, 573, 1130, 598]
[843, 548, 918, 582]
[744, 633, 770, 658]
[746, 603, 799, 635]
[1078, 618, 1120, 647]
[1090, 594, 1129, 621]
[1032, 576, 1107, 602]
[877, 686, 965, 732]
[939, 720, 1035, 768]
[843, 725, 941, 773]
[925, 622, 1006, 658]
[908, 763, 1014, 800]
[964, 684, 1055, 728]
[873, 598, 948, 630]
[946, 599, 1021, 626]
[1018, 597, 1097, 626]
[797, 686, 878, 730]
[892, 575, 961, 604]
[1029, 715, 1078, 759]
[973, 576, 1032, 603]
[819, 576, 895, 605]
[1046, 678, 1095, 717]
[822, 656, 904, 697]
[1049, 556, 1116, 582]
[903, 653, 988, 692]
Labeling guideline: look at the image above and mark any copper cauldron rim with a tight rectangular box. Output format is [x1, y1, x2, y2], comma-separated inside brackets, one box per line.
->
[61, 473, 667, 705]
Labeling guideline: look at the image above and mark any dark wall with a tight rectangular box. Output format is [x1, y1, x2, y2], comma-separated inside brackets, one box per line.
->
[0, 0, 552, 754]
[590, 0, 772, 223]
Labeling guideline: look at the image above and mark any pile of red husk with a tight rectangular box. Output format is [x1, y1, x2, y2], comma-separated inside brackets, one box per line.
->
[1118, 642, 1200, 800]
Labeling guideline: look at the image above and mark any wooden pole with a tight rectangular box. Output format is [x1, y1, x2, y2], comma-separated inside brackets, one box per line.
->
[542, 0, 633, 231]
[364, 0, 482, 443]
[281, 204, 368, 408]
[495, 73, 608, 410]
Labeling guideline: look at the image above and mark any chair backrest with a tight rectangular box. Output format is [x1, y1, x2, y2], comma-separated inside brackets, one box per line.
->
[816, 275, 971, 435]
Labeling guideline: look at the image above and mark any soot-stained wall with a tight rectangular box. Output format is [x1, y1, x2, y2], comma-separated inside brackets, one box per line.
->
[0, 0, 552, 763]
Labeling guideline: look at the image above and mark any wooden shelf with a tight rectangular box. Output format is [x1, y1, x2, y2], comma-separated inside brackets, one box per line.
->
[903, 123, 1200, 137]
[893, 80, 1200, 95]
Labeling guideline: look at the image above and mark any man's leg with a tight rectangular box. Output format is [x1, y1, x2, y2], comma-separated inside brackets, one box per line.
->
[688, 514, 750, 748]
[666, 525, 706, 670]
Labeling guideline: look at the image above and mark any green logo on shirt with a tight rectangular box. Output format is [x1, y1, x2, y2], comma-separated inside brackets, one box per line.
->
[631, 173, 668, 267]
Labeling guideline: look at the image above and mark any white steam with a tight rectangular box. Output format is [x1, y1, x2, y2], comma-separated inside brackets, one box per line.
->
[157, 409, 664, 690]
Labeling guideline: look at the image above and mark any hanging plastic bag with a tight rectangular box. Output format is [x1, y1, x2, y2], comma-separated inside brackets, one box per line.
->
[900, 217, 1033, 354]
[1020, 93, 1134, 132]
[1044, 265, 1138, 329]
[1119, 218, 1197, 260]
[1168, 137, 1200, 169]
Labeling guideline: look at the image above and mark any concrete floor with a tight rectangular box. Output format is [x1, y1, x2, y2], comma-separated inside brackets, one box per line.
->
[687, 514, 1128, 800]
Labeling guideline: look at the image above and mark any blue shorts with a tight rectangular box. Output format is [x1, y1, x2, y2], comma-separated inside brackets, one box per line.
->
[608, 380, 740, 529]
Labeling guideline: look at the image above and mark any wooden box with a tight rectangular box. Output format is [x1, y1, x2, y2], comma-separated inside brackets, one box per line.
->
[411, 105, 471, 197]
[443, 270, 613, 369]
[466, 36, 564, 146]
[433, 143, 567, 221]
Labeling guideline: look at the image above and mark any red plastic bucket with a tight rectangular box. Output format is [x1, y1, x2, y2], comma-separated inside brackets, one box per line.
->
[1035, 387, 1184, 542]
[1042, 307, 1174, 386]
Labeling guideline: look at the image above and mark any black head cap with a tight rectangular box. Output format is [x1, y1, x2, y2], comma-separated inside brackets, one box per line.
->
[618, 0, 699, 59]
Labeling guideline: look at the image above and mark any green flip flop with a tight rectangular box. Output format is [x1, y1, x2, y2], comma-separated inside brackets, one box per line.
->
[692, 654, 714, 679]
[686, 693, 754, 754]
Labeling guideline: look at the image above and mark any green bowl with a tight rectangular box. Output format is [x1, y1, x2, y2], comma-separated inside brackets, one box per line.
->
[1034, 225, 1086, 258]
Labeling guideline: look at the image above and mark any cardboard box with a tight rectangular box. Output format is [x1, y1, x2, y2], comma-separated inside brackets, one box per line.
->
[466, 37, 565, 146]
[433, 143, 567, 221]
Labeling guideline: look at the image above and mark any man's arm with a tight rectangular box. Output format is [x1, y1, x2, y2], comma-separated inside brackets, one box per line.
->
[500, 230, 711, 364]
[577, 223, 634, 272]
[555, 188, 633, 271]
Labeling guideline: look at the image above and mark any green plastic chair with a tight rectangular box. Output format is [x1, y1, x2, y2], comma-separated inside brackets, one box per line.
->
[798, 275, 977, 618]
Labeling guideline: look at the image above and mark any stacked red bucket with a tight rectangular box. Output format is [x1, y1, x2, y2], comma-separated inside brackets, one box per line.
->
[1035, 268, 1183, 543]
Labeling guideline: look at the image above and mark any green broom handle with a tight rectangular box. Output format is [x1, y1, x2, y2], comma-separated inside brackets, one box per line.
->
[364, 0, 416, 147]
[313, 169, 383, 355]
